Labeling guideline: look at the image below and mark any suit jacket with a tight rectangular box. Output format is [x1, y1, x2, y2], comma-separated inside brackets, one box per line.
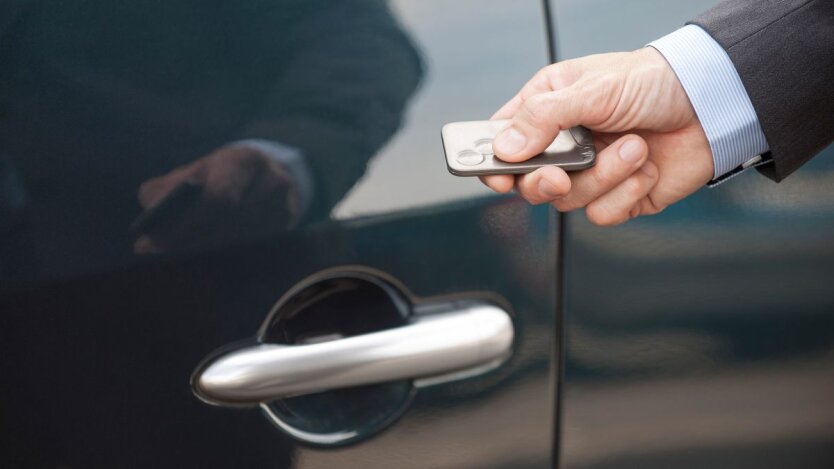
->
[692, 0, 834, 181]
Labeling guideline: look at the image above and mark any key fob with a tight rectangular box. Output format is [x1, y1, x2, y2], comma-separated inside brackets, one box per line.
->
[441, 119, 596, 176]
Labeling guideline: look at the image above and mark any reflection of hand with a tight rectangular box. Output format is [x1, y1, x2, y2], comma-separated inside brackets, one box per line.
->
[135, 146, 298, 254]
[481, 48, 714, 226]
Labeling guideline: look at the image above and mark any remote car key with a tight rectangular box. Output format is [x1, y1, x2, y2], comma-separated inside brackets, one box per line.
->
[441, 119, 596, 176]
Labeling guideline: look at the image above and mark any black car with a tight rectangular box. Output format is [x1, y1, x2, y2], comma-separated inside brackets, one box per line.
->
[1, 0, 832, 467]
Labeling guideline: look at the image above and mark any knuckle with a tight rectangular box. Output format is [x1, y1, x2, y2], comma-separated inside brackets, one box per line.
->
[591, 165, 612, 188]
[522, 93, 553, 127]
[535, 65, 553, 81]
[641, 195, 667, 216]
[625, 177, 645, 199]
[596, 74, 621, 96]
[583, 76, 622, 124]
[538, 64, 560, 82]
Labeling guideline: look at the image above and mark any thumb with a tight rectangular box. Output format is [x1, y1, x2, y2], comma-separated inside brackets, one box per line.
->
[492, 85, 593, 163]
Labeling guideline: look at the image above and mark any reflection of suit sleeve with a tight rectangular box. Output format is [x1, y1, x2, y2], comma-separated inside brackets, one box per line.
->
[692, 0, 834, 182]
[239, 0, 423, 219]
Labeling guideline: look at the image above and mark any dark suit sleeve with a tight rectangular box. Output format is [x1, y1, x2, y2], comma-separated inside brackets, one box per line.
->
[238, 0, 423, 220]
[691, 0, 834, 181]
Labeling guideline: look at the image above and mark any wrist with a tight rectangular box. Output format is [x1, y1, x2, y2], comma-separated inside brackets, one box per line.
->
[630, 47, 700, 132]
[648, 25, 770, 181]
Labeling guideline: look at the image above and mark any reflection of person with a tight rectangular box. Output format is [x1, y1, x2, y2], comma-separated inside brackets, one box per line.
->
[0, 0, 422, 273]
[482, 0, 833, 226]
[133, 142, 301, 254]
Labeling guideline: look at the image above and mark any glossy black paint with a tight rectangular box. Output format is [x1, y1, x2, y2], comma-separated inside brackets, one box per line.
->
[551, 1, 834, 467]
[0, 0, 558, 467]
[0, 198, 559, 467]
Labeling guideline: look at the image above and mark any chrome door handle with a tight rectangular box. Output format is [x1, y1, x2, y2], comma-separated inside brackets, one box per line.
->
[193, 303, 513, 406]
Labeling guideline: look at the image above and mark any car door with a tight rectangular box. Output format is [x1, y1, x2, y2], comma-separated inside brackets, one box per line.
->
[0, 0, 561, 468]
[551, 1, 834, 468]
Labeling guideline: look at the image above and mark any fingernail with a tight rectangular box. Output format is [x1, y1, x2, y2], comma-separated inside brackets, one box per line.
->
[538, 178, 561, 199]
[619, 139, 643, 163]
[494, 127, 527, 155]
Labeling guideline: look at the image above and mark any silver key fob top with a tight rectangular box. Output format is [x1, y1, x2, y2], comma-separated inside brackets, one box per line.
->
[441, 120, 596, 176]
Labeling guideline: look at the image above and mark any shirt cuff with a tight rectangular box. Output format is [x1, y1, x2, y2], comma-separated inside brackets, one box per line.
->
[224, 139, 314, 219]
[649, 24, 769, 181]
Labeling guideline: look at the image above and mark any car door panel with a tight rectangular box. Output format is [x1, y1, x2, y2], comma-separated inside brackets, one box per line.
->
[551, 1, 834, 467]
[0, 1, 558, 467]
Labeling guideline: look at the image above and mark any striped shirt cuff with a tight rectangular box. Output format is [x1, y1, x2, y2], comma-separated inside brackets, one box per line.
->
[226, 139, 314, 220]
[649, 24, 769, 181]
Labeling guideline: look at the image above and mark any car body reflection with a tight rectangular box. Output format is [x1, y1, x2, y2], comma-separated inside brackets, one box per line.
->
[0, 0, 422, 283]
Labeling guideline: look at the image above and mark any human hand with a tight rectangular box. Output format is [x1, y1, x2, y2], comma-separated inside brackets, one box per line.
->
[134, 146, 298, 254]
[481, 48, 714, 225]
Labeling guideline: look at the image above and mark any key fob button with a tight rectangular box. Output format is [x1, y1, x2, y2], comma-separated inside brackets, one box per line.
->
[457, 150, 485, 166]
[474, 138, 494, 156]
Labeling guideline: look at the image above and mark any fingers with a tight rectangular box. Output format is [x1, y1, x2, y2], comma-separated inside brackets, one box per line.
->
[480, 166, 572, 204]
[551, 135, 649, 212]
[491, 94, 525, 121]
[491, 67, 557, 120]
[513, 166, 571, 204]
[138, 176, 176, 209]
[479, 134, 654, 226]
[493, 78, 612, 164]
[482, 62, 584, 196]
[479, 174, 515, 194]
[134, 147, 298, 255]
[491, 61, 585, 120]
[138, 164, 201, 208]
[585, 160, 659, 226]
[492, 89, 581, 162]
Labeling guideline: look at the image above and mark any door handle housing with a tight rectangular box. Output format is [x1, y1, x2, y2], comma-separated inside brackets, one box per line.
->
[194, 303, 513, 406]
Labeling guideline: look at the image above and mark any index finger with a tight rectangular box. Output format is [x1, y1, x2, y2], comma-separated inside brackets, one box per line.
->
[491, 61, 584, 120]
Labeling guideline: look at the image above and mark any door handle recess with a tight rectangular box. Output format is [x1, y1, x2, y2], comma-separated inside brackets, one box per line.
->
[194, 303, 513, 406]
